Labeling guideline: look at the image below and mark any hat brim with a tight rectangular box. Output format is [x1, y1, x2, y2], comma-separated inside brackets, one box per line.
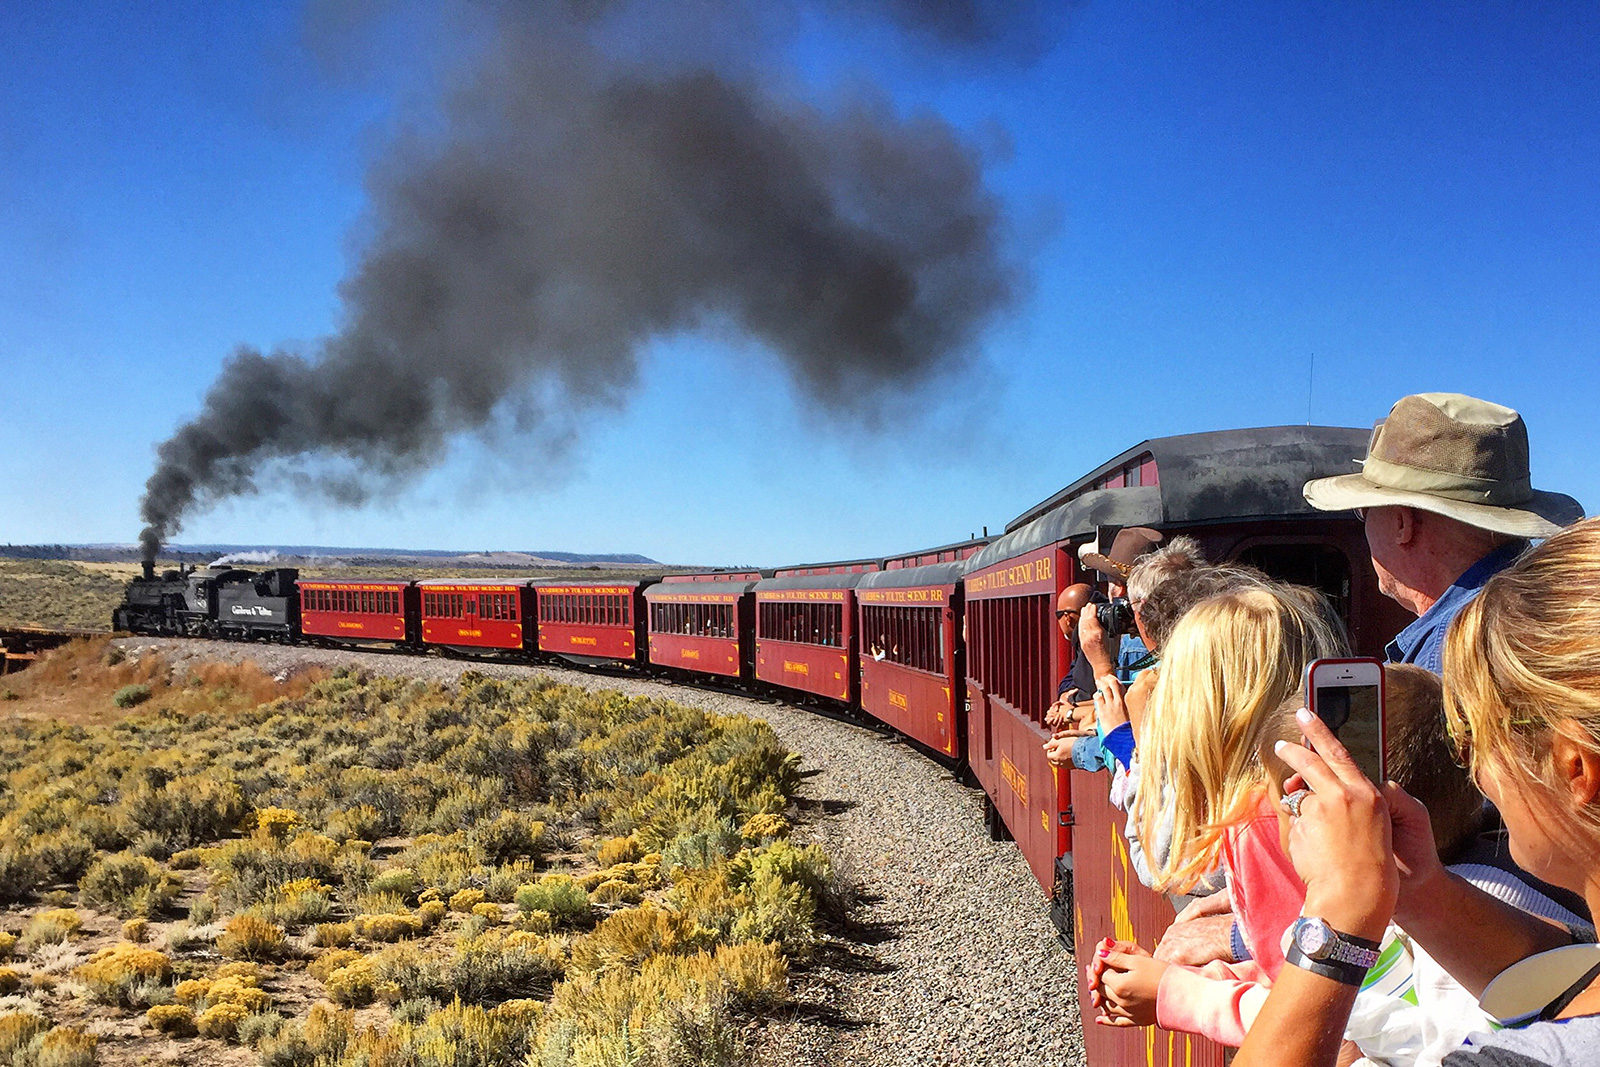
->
[1079, 551, 1130, 583]
[1303, 473, 1584, 540]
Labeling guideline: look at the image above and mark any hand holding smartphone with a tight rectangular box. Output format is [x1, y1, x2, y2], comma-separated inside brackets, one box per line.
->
[1304, 657, 1387, 783]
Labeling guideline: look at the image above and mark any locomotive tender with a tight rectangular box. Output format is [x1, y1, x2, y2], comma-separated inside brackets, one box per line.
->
[116, 424, 1406, 1067]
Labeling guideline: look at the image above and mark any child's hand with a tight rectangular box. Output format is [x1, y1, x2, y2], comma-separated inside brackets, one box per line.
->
[1093, 942, 1166, 1028]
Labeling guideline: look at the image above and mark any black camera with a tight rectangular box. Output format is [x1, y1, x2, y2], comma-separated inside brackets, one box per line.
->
[1096, 597, 1137, 639]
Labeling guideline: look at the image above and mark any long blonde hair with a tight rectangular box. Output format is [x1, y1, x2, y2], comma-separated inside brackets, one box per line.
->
[1444, 519, 1600, 841]
[1137, 584, 1349, 892]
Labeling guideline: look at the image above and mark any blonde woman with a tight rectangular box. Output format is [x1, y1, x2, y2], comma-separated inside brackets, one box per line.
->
[1087, 584, 1347, 1036]
[1240, 518, 1600, 1067]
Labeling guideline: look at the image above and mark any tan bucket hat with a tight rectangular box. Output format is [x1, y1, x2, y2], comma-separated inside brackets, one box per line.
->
[1303, 392, 1583, 539]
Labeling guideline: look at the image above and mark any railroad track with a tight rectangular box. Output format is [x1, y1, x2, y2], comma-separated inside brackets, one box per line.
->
[0, 625, 103, 673]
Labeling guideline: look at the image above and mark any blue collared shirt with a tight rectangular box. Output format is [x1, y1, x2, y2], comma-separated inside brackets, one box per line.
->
[1385, 542, 1524, 674]
[1117, 634, 1150, 683]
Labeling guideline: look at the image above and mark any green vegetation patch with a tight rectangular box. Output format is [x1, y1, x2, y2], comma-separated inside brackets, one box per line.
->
[0, 667, 834, 1066]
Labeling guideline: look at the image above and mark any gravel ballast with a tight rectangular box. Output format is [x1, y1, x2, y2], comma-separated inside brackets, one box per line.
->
[115, 638, 1087, 1067]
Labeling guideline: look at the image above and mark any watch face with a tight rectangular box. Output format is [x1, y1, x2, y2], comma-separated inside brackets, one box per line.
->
[1296, 919, 1334, 959]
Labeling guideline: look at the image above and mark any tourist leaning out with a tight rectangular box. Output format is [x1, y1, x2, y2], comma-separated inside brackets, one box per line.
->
[1235, 519, 1600, 1067]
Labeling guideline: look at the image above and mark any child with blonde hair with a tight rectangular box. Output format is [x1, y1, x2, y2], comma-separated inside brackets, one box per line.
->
[1086, 584, 1346, 1034]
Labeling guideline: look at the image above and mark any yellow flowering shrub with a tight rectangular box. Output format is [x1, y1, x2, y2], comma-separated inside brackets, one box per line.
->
[73, 943, 172, 1007]
[311, 921, 354, 948]
[35, 1024, 96, 1067]
[215, 914, 284, 960]
[354, 912, 423, 943]
[195, 1001, 249, 1041]
[448, 888, 485, 913]
[146, 1004, 197, 1036]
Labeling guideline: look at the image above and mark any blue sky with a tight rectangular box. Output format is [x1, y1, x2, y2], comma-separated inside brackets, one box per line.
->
[3, 2, 1597, 566]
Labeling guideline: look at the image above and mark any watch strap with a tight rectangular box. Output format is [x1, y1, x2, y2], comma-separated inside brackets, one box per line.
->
[1327, 935, 1381, 969]
[1285, 941, 1368, 986]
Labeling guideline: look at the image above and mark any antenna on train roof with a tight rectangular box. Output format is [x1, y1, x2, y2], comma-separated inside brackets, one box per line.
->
[1306, 351, 1315, 425]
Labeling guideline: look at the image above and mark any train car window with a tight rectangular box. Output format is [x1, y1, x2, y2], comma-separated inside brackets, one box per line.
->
[1235, 543, 1353, 624]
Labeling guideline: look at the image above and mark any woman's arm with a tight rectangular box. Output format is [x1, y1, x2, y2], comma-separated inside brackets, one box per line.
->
[1234, 711, 1397, 1067]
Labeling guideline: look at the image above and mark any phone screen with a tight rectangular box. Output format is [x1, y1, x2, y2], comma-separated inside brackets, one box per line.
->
[1313, 680, 1384, 782]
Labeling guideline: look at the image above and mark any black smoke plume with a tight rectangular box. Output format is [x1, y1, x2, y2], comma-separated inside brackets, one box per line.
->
[138, 0, 1056, 559]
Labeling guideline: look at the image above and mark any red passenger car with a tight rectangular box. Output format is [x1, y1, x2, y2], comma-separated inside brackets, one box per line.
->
[532, 578, 654, 665]
[963, 425, 1411, 1067]
[753, 560, 877, 703]
[417, 580, 533, 652]
[855, 562, 967, 760]
[298, 578, 417, 646]
[643, 573, 762, 681]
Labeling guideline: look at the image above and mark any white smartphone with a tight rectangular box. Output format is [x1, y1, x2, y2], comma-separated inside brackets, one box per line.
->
[1304, 657, 1387, 783]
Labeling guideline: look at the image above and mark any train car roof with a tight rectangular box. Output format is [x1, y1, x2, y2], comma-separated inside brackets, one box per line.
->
[879, 537, 990, 568]
[416, 578, 535, 587]
[642, 578, 760, 599]
[969, 425, 1370, 573]
[857, 561, 968, 589]
[528, 577, 660, 589]
[754, 571, 875, 592]
[768, 557, 881, 577]
[298, 577, 415, 586]
[658, 571, 770, 583]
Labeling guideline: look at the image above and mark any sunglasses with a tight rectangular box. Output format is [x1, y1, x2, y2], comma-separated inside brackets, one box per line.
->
[1055, 609, 1078, 620]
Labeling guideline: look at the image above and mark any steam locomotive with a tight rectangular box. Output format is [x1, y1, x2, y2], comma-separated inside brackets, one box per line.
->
[113, 562, 300, 638]
[115, 423, 1407, 1067]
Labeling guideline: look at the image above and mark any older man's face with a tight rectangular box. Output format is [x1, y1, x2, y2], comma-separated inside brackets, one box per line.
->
[1362, 506, 1405, 604]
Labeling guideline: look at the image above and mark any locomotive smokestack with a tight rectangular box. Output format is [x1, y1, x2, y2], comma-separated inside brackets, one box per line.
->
[142, 559, 155, 581]
[134, 1, 1059, 550]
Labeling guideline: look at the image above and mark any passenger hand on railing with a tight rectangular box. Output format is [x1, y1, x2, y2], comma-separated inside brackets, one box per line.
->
[1154, 912, 1237, 966]
[1173, 886, 1232, 923]
[1044, 695, 1072, 729]
[1043, 733, 1075, 767]
[1087, 938, 1164, 1027]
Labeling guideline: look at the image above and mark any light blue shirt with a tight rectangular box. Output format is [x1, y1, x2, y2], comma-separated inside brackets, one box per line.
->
[1385, 542, 1523, 674]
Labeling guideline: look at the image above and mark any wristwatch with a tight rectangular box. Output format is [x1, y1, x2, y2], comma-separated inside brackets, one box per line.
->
[1285, 917, 1381, 986]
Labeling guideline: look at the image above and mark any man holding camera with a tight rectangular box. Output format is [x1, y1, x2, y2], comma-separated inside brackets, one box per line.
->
[1078, 527, 1164, 683]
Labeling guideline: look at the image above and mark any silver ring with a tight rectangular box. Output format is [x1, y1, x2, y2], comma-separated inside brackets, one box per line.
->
[1281, 788, 1312, 819]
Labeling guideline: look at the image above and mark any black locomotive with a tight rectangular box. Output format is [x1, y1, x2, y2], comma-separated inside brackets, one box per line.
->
[113, 561, 299, 640]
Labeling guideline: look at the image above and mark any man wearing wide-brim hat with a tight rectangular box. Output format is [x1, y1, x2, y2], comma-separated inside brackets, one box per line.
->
[1303, 392, 1584, 674]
